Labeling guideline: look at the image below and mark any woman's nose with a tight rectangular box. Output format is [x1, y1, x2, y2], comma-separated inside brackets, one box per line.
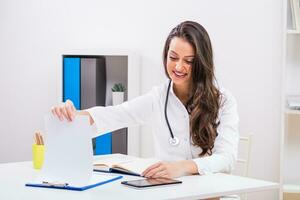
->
[175, 60, 184, 71]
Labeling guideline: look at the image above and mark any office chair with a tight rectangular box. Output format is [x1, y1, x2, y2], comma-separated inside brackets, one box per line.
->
[233, 134, 253, 200]
[220, 134, 253, 200]
[236, 134, 253, 177]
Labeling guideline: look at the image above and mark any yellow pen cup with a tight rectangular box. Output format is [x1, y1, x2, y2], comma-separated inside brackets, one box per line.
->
[32, 144, 45, 169]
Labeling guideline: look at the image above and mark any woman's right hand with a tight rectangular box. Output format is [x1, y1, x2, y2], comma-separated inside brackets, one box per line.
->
[51, 99, 77, 122]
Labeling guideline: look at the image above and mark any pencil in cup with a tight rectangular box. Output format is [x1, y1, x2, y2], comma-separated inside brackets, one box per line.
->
[33, 131, 45, 169]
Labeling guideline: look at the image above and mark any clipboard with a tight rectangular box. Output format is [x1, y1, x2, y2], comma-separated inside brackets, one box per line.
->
[25, 174, 123, 191]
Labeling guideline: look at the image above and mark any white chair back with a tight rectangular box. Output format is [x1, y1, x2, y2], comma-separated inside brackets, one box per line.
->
[234, 134, 253, 177]
[231, 134, 253, 200]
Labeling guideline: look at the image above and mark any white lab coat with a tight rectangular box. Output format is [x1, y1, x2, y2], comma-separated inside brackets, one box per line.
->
[87, 80, 239, 175]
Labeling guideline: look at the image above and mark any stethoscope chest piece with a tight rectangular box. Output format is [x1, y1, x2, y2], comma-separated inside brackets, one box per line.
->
[169, 136, 180, 146]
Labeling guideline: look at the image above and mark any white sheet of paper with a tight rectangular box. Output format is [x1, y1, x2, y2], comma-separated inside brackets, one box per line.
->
[38, 114, 94, 185]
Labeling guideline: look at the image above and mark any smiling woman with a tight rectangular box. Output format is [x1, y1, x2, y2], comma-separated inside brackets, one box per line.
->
[51, 21, 239, 189]
[163, 21, 222, 158]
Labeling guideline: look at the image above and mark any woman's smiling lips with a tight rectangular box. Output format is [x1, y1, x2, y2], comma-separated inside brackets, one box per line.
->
[173, 70, 187, 78]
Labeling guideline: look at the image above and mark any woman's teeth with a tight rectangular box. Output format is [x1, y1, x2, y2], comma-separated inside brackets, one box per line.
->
[174, 71, 186, 77]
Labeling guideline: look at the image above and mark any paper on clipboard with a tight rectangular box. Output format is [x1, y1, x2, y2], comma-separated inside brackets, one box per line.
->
[36, 114, 94, 186]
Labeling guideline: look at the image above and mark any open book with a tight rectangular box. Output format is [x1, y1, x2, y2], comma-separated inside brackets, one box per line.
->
[93, 154, 160, 176]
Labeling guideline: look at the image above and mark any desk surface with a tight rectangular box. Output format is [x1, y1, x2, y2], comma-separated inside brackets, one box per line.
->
[0, 161, 278, 200]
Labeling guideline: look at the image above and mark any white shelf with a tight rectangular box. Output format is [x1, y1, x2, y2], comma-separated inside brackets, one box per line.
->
[282, 1, 300, 199]
[284, 184, 300, 193]
[285, 109, 300, 115]
[287, 29, 300, 34]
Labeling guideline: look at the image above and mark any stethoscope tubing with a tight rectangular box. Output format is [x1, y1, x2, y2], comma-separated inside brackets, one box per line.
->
[164, 80, 175, 139]
[165, 80, 180, 146]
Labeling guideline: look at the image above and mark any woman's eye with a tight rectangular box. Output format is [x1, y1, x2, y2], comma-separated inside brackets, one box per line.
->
[169, 56, 177, 61]
[185, 60, 194, 64]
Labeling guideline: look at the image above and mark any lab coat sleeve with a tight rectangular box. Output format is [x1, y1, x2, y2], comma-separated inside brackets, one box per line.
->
[192, 90, 239, 175]
[86, 91, 154, 137]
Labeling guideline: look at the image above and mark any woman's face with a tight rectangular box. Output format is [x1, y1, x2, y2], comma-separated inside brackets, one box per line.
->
[166, 37, 195, 90]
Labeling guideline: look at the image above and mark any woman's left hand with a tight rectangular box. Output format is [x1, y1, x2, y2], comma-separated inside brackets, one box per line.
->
[141, 162, 183, 178]
[142, 160, 198, 179]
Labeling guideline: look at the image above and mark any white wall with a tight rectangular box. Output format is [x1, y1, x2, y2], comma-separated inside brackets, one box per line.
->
[0, 0, 282, 199]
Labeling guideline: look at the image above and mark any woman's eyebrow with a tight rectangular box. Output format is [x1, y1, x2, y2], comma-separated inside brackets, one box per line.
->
[170, 50, 194, 58]
[185, 56, 194, 58]
[170, 50, 178, 55]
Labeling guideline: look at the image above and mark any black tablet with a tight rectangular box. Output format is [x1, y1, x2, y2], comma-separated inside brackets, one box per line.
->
[121, 177, 182, 189]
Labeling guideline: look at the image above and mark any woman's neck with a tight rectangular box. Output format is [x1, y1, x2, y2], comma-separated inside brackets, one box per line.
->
[173, 82, 191, 105]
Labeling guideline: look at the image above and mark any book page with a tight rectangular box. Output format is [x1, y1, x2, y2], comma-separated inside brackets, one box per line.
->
[94, 154, 138, 167]
[94, 154, 160, 175]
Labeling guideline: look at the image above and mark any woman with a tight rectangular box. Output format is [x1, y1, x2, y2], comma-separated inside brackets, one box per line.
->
[52, 21, 239, 179]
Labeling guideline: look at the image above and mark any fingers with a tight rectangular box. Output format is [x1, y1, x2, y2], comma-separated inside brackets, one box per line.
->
[146, 165, 165, 178]
[151, 170, 169, 178]
[65, 100, 76, 121]
[60, 105, 71, 121]
[51, 100, 76, 122]
[52, 106, 63, 121]
[67, 100, 76, 111]
[143, 163, 167, 178]
[142, 162, 161, 177]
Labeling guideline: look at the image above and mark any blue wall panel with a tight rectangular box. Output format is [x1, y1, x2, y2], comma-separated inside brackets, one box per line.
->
[63, 57, 81, 109]
[95, 133, 112, 155]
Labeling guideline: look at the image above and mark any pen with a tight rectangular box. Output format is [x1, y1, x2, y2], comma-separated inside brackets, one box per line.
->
[39, 132, 44, 145]
[34, 133, 38, 145]
[34, 131, 44, 145]
[34, 132, 40, 145]
[42, 181, 69, 187]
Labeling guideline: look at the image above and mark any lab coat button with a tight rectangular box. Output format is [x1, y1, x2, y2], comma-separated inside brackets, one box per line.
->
[184, 137, 188, 142]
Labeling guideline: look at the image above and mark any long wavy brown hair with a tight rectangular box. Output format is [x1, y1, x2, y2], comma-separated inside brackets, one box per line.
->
[163, 21, 221, 156]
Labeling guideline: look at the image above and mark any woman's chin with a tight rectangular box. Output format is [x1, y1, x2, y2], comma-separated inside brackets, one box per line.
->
[171, 77, 189, 86]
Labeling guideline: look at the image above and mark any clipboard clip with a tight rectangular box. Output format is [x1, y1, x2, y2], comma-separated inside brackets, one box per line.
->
[42, 181, 69, 187]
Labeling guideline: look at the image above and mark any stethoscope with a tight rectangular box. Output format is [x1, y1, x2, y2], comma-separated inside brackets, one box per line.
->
[164, 80, 180, 146]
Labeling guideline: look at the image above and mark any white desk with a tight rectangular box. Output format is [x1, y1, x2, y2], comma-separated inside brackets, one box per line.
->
[0, 161, 278, 200]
